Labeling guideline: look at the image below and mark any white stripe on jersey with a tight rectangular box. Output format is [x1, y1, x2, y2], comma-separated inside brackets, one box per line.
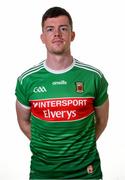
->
[74, 59, 103, 78]
[19, 61, 45, 84]
[17, 100, 31, 109]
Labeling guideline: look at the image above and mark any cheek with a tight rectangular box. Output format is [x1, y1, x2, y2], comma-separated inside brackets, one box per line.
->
[41, 34, 51, 44]
[44, 38, 52, 48]
[65, 33, 74, 42]
[66, 36, 73, 44]
[42, 36, 50, 45]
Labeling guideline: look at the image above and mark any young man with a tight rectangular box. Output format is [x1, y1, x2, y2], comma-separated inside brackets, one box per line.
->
[15, 7, 109, 179]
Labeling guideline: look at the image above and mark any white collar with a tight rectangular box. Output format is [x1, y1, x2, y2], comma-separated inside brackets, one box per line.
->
[43, 58, 75, 74]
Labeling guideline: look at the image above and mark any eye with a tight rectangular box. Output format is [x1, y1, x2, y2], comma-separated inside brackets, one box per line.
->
[46, 27, 54, 32]
[60, 26, 68, 32]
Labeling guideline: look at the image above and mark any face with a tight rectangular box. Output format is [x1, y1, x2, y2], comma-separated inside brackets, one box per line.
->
[41, 16, 75, 55]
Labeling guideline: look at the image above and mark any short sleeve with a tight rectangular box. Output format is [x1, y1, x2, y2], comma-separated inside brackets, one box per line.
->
[15, 77, 30, 107]
[94, 74, 108, 107]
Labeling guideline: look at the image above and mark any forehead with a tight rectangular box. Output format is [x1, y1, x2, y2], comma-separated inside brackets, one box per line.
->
[43, 15, 70, 27]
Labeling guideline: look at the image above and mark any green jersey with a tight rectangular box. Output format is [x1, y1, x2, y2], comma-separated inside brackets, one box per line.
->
[15, 59, 108, 179]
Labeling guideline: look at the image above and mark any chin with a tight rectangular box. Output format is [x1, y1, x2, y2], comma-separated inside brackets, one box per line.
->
[52, 49, 65, 55]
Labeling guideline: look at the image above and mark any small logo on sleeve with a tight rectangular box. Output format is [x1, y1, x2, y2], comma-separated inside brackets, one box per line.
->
[87, 164, 94, 174]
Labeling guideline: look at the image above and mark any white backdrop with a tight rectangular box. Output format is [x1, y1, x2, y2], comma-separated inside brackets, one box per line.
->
[0, 0, 125, 179]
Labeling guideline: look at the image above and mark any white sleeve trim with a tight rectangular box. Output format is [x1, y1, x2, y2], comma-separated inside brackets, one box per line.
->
[17, 100, 31, 109]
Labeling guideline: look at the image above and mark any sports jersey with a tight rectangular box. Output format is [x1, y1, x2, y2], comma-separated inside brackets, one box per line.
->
[15, 58, 108, 179]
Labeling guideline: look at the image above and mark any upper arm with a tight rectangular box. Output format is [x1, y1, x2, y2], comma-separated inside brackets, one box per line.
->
[16, 100, 31, 123]
[94, 98, 109, 125]
[16, 100, 31, 139]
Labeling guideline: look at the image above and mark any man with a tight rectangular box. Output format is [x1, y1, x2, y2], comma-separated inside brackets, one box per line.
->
[15, 6, 109, 179]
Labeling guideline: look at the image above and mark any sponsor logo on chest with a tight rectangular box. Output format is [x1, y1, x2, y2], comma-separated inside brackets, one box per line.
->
[30, 97, 94, 122]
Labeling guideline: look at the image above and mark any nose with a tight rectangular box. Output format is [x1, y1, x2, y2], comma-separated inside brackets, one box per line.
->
[54, 28, 62, 37]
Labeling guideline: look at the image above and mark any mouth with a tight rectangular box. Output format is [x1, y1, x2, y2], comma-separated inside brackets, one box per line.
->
[52, 39, 63, 44]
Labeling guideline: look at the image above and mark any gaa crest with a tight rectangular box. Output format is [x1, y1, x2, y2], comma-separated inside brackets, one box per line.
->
[75, 82, 84, 93]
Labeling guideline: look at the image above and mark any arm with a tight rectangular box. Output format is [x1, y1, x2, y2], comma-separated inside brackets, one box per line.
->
[16, 100, 31, 140]
[94, 98, 109, 141]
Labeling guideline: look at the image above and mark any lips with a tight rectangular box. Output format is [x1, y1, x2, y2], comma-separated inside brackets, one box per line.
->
[52, 39, 63, 43]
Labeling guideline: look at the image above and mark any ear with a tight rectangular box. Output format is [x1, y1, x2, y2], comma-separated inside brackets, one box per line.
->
[40, 33, 45, 44]
[71, 31, 75, 41]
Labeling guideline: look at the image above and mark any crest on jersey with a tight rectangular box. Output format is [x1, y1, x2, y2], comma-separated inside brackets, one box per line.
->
[75, 82, 84, 93]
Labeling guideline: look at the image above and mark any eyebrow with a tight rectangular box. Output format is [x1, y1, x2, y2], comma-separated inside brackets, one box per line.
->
[43, 25, 70, 33]
[45, 25, 69, 29]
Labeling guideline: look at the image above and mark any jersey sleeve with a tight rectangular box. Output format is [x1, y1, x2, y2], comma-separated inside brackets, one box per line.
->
[15, 77, 30, 107]
[94, 74, 108, 107]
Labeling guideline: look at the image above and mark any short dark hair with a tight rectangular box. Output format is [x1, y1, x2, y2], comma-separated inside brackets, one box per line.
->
[42, 7, 73, 31]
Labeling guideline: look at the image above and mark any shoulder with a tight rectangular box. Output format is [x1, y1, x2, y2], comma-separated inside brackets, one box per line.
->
[74, 59, 103, 78]
[18, 60, 45, 85]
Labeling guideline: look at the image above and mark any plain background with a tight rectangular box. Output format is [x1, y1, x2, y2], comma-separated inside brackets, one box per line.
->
[0, 0, 125, 179]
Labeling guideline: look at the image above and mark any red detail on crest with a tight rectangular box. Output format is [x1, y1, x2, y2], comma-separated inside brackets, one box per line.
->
[76, 82, 84, 93]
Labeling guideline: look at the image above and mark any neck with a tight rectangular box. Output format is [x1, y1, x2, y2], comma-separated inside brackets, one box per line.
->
[46, 54, 73, 71]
